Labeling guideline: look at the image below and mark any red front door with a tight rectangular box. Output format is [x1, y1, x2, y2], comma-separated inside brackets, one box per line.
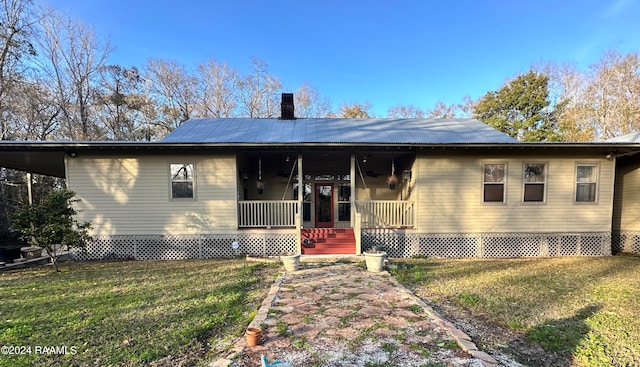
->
[315, 183, 333, 227]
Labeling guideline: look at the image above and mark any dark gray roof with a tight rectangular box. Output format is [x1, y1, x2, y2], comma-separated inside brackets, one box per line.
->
[160, 118, 519, 145]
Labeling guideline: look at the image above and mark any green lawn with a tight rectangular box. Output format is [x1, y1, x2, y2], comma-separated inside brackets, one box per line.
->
[4, 256, 638, 366]
[0, 260, 280, 367]
[391, 256, 640, 367]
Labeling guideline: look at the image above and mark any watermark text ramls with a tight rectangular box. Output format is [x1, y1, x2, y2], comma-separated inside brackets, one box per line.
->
[1, 345, 77, 355]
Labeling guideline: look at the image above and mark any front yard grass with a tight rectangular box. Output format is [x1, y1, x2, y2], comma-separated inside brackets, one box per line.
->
[391, 255, 640, 367]
[0, 259, 280, 367]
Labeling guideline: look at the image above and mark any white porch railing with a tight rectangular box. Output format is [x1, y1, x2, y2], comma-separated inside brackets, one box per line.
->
[355, 200, 415, 228]
[238, 200, 298, 228]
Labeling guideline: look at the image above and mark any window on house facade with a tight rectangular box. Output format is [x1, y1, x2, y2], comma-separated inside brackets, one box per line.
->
[576, 164, 598, 202]
[338, 184, 351, 221]
[523, 163, 546, 202]
[483, 163, 506, 202]
[170, 163, 195, 199]
[293, 183, 312, 221]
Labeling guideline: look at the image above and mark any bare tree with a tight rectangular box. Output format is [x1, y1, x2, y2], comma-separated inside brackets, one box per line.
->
[194, 58, 240, 118]
[426, 97, 475, 119]
[583, 51, 640, 139]
[238, 57, 282, 118]
[9, 78, 60, 140]
[537, 61, 594, 141]
[387, 104, 425, 118]
[541, 51, 640, 141]
[144, 58, 198, 132]
[0, 0, 40, 140]
[388, 99, 474, 119]
[95, 65, 149, 140]
[335, 102, 372, 118]
[426, 101, 460, 119]
[294, 82, 332, 118]
[37, 9, 111, 140]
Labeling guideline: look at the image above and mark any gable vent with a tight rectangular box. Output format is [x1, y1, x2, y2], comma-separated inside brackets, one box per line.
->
[281, 93, 295, 120]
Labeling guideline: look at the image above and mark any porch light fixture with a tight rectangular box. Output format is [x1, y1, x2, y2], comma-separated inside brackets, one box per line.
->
[402, 170, 412, 182]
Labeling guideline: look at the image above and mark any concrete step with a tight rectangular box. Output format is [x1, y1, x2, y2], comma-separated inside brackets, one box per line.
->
[303, 247, 356, 255]
[313, 238, 356, 244]
[303, 243, 355, 249]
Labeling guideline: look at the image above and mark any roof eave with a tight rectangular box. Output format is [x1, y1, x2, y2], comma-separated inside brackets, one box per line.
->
[3, 141, 640, 150]
[2, 141, 640, 179]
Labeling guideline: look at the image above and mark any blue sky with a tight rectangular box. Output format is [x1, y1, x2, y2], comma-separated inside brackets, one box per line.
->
[49, 0, 640, 116]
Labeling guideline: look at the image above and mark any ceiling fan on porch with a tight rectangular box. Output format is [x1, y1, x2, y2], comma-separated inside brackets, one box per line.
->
[273, 155, 294, 178]
[364, 170, 382, 178]
[360, 154, 383, 177]
[273, 171, 290, 178]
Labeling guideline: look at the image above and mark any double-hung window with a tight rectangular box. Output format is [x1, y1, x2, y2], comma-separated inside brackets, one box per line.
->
[523, 163, 546, 202]
[170, 163, 195, 199]
[576, 164, 598, 202]
[293, 183, 312, 221]
[483, 163, 506, 202]
[338, 184, 351, 221]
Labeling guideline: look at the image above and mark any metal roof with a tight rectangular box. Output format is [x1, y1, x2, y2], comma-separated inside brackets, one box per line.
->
[605, 131, 640, 143]
[4, 120, 640, 178]
[160, 118, 519, 144]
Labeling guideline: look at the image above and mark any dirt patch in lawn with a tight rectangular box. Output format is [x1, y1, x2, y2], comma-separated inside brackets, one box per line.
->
[416, 288, 569, 367]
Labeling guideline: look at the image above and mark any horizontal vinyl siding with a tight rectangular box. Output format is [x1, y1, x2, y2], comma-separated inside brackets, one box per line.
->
[613, 161, 640, 231]
[416, 154, 614, 233]
[67, 155, 237, 236]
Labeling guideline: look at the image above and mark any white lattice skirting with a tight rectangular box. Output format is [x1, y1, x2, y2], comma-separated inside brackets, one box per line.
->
[363, 230, 612, 258]
[72, 231, 615, 260]
[612, 231, 640, 254]
[71, 233, 298, 261]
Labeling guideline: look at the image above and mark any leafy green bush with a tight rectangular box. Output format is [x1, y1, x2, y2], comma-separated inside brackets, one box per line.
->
[11, 189, 91, 271]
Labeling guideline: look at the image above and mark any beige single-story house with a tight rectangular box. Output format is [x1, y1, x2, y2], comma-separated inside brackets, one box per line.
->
[1, 95, 640, 259]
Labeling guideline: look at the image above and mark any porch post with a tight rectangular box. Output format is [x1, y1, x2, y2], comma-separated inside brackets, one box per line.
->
[350, 154, 355, 224]
[351, 153, 362, 255]
[27, 172, 33, 205]
[296, 154, 303, 254]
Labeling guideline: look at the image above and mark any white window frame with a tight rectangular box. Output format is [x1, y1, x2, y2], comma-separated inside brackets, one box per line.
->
[169, 163, 196, 200]
[482, 162, 507, 203]
[575, 163, 599, 203]
[522, 162, 547, 203]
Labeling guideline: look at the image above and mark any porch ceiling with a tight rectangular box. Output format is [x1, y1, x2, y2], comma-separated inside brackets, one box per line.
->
[0, 150, 66, 177]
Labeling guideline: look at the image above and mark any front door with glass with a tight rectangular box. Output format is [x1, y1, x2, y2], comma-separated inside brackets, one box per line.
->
[315, 183, 333, 227]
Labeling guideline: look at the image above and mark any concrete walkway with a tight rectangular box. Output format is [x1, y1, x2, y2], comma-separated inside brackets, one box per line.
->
[213, 262, 499, 367]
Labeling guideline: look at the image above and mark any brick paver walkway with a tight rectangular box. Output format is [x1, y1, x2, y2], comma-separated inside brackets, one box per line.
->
[213, 262, 499, 367]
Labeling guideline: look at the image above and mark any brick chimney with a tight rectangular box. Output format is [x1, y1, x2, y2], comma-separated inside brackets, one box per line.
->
[281, 93, 294, 120]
